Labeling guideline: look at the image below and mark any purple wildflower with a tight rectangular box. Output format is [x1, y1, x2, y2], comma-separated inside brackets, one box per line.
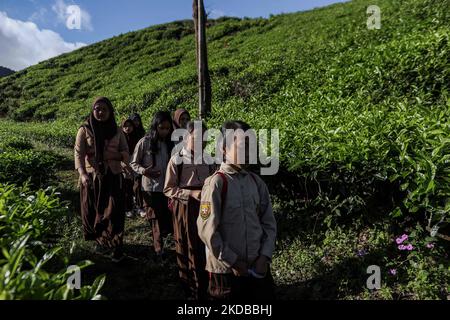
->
[396, 234, 408, 244]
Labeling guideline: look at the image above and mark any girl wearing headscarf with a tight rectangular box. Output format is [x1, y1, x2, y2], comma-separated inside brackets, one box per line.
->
[130, 111, 174, 260]
[173, 108, 191, 131]
[129, 113, 146, 140]
[74, 97, 130, 262]
[172, 109, 191, 156]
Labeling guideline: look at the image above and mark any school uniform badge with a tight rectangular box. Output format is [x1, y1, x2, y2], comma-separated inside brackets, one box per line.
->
[200, 202, 211, 220]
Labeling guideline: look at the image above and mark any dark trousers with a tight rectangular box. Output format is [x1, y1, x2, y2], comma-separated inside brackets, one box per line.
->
[133, 177, 144, 209]
[124, 177, 134, 212]
[208, 269, 275, 301]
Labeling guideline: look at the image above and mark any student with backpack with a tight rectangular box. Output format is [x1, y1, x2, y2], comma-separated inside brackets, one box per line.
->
[197, 120, 277, 300]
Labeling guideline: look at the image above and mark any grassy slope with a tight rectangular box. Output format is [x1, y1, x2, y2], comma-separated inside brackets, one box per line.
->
[0, 0, 448, 169]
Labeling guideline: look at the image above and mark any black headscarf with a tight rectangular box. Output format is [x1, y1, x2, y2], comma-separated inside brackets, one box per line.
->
[85, 97, 117, 174]
[121, 118, 139, 154]
[129, 113, 146, 140]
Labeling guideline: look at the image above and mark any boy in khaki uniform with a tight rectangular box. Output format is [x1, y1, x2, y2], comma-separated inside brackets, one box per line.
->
[197, 121, 277, 300]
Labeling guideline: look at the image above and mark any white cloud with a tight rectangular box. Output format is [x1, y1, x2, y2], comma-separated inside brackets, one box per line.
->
[29, 7, 49, 23]
[52, 0, 93, 31]
[0, 11, 86, 70]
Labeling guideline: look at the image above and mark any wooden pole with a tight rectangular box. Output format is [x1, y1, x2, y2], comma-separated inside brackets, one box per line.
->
[193, 0, 211, 119]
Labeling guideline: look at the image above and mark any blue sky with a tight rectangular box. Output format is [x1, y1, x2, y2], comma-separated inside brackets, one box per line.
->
[0, 0, 348, 70]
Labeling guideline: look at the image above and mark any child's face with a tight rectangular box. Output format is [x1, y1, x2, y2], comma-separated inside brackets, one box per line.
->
[93, 103, 110, 122]
[123, 123, 134, 135]
[186, 128, 206, 152]
[179, 113, 190, 129]
[224, 132, 250, 166]
[157, 121, 172, 140]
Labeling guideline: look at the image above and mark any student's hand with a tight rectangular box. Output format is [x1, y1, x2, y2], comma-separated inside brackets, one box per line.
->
[190, 190, 202, 200]
[144, 168, 161, 179]
[231, 260, 248, 277]
[124, 165, 134, 176]
[253, 255, 269, 276]
[80, 173, 90, 187]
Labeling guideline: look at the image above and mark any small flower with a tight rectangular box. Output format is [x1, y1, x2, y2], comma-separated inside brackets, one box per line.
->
[405, 244, 414, 251]
[398, 244, 406, 250]
[426, 243, 435, 249]
[26, 195, 36, 202]
[395, 234, 408, 244]
[389, 269, 397, 276]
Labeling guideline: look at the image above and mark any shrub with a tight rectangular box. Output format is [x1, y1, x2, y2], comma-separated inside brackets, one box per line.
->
[0, 183, 106, 300]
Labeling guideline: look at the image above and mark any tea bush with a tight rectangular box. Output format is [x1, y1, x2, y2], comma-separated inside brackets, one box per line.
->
[0, 183, 105, 300]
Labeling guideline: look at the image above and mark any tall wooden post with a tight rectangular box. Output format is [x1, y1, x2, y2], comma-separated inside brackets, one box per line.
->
[193, 0, 211, 119]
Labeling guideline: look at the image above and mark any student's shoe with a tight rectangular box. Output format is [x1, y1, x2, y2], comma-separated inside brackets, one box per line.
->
[138, 209, 147, 218]
[111, 249, 125, 263]
[153, 251, 166, 264]
[94, 244, 111, 256]
[126, 211, 134, 218]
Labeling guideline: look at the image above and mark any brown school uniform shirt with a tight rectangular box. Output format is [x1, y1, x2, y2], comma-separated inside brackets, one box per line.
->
[74, 126, 129, 175]
[130, 137, 170, 192]
[197, 163, 277, 274]
[163, 147, 216, 203]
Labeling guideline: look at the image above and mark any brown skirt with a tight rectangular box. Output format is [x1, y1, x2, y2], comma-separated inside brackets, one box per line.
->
[80, 170, 125, 249]
[171, 195, 208, 300]
[142, 192, 173, 254]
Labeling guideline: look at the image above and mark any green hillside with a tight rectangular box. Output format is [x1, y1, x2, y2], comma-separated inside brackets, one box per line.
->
[0, 0, 449, 299]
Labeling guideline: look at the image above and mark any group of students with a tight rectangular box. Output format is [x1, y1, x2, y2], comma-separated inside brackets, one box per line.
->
[74, 97, 277, 301]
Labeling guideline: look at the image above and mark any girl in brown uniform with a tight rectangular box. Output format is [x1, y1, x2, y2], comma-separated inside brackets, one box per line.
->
[131, 111, 174, 259]
[164, 121, 215, 300]
[74, 97, 129, 262]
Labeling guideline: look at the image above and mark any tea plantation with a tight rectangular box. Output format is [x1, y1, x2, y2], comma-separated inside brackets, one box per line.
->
[0, 0, 448, 299]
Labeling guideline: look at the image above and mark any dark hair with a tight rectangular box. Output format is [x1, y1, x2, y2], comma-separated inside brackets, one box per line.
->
[220, 120, 252, 149]
[129, 113, 146, 139]
[147, 111, 174, 157]
[122, 119, 135, 128]
[220, 120, 261, 170]
[186, 120, 208, 134]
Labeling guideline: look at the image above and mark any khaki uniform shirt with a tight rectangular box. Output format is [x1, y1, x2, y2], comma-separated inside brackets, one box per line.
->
[197, 163, 277, 274]
[74, 126, 129, 175]
[130, 137, 170, 192]
[163, 147, 216, 203]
